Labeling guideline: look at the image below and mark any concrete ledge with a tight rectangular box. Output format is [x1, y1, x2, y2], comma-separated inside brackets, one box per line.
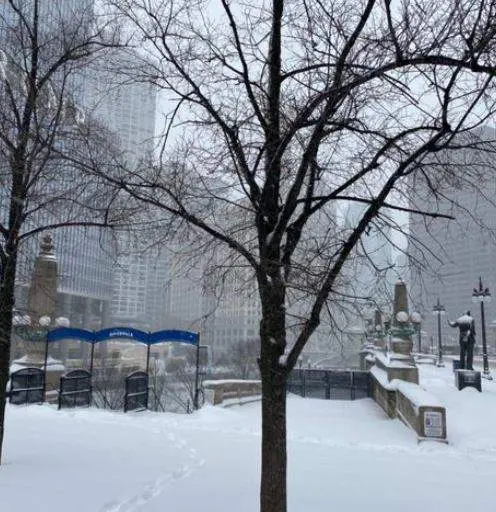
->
[374, 352, 419, 384]
[221, 395, 262, 408]
[414, 354, 437, 365]
[370, 366, 447, 442]
[395, 380, 447, 441]
[370, 366, 397, 418]
[203, 379, 261, 406]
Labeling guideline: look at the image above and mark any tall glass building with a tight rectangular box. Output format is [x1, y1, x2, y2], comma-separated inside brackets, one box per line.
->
[0, 0, 158, 333]
[408, 128, 496, 351]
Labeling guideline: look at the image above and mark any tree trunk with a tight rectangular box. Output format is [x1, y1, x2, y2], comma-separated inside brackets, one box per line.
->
[0, 253, 17, 465]
[0, 337, 10, 465]
[260, 366, 287, 512]
[259, 283, 288, 512]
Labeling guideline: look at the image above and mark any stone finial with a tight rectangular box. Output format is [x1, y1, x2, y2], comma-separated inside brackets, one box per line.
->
[393, 278, 409, 326]
[40, 233, 54, 255]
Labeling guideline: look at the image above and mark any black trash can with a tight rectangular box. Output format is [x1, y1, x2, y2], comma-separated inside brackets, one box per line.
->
[452, 359, 461, 372]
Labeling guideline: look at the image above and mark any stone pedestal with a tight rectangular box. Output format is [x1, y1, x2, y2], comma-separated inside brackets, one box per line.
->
[373, 336, 386, 349]
[374, 351, 419, 384]
[27, 234, 57, 320]
[455, 370, 482, 392]
[391, 336, 413, 356]
[384, 279, 418, 382]
[12, 234, 65, 396]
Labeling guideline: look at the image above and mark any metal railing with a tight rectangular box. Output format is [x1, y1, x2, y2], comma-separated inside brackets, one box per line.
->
[287, 369, 371, 400]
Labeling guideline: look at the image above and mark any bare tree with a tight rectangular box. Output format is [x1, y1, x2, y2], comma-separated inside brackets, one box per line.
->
[102, 1, 496, 510]
[0, 0, 126, 464]
[216, 338, 260, 379]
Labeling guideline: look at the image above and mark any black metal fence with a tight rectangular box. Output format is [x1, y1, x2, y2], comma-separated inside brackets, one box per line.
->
[124, 371, 149, 412]
[9, 368, 45, 405]
[287, 369, 371, 400]
[58, 370, 92, 409]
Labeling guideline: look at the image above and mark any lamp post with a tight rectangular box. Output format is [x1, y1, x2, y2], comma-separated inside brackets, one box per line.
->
[410, 311, 422, 353]
[472, 276, 492, 380]
[432, 298, 445, 367]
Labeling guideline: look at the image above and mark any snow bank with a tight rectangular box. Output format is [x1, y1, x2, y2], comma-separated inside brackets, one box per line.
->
[3, 386, 496, 512]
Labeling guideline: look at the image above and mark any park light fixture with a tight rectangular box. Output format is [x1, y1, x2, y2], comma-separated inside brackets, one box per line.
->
[396, 311, 409, 323]
[410, 311, 422, 353]
[472, 277, 492, 379]
[432, 298, 446, 367]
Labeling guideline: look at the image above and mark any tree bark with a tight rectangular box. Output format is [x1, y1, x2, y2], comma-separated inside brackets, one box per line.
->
[0, 252, 17, 465]
[259, 280, 287, 512]
[260, 363, 287, 512]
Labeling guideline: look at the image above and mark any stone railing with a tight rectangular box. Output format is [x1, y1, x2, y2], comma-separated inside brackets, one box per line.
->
[370, 366, 397, 418]
[373, 350, 419, 383]
[370, 365, 447, 442]
[203, 379, 261, 406]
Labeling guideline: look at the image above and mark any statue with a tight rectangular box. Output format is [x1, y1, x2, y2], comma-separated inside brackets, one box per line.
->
[448, 311, 476, 370]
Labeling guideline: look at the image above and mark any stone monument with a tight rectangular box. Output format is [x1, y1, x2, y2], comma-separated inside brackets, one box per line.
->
[366, 280, 446, 442]
[27, 233, 58, 321]
[12, 234, 65, 393]
[373, 278, 419, 384]
[373, 309, 386, 348]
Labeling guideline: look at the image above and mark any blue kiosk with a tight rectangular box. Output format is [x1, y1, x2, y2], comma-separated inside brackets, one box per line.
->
[46, 327, 201, 411]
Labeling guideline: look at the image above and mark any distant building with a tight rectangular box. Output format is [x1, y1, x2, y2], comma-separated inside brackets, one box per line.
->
[408, 129, 496, 350]
[109, 244, 169, 331]
[78, 47, 159, 330]
[164, 246, 217, 357]
[342, 202, 395, 305]
[0, 0, 115, 330]
[209, 267, 260, 360]
[0, 1, 159, 331]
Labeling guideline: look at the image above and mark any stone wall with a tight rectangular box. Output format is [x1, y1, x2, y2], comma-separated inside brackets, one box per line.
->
[203, 379, 261, 406]
[370, 370, 396, 418]
[370, 366, 447, 442]
[373, 351, 419, 384]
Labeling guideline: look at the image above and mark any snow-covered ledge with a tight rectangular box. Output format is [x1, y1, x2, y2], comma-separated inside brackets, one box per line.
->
[203, 379, 261, 406]
[370, 366, 447, 443]
[373, 351, 419, 384]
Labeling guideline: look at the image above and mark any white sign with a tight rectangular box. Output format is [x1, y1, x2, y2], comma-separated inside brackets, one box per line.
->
[424, 411, 443, 437]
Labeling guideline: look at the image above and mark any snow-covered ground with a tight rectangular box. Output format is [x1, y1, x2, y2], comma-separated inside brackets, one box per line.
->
[2, 365, 496, 512]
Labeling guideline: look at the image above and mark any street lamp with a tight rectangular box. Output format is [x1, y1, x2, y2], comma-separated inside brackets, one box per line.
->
[432, 298, 446, 367]
[410, 311, 422, 353]
[472, 276, 492, 380]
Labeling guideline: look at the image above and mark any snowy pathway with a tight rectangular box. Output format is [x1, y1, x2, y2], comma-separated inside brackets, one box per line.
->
[420, 363, 496, 456]
[2, 375, 496, 512]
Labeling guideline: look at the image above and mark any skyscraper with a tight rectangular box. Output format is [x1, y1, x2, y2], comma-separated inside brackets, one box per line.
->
[0, 0, 116, 330]
[87, 75, 160, 330]
[342, 202, 395, 305]
[0, 0, 159, 332]
[408, 129, 496, 348]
